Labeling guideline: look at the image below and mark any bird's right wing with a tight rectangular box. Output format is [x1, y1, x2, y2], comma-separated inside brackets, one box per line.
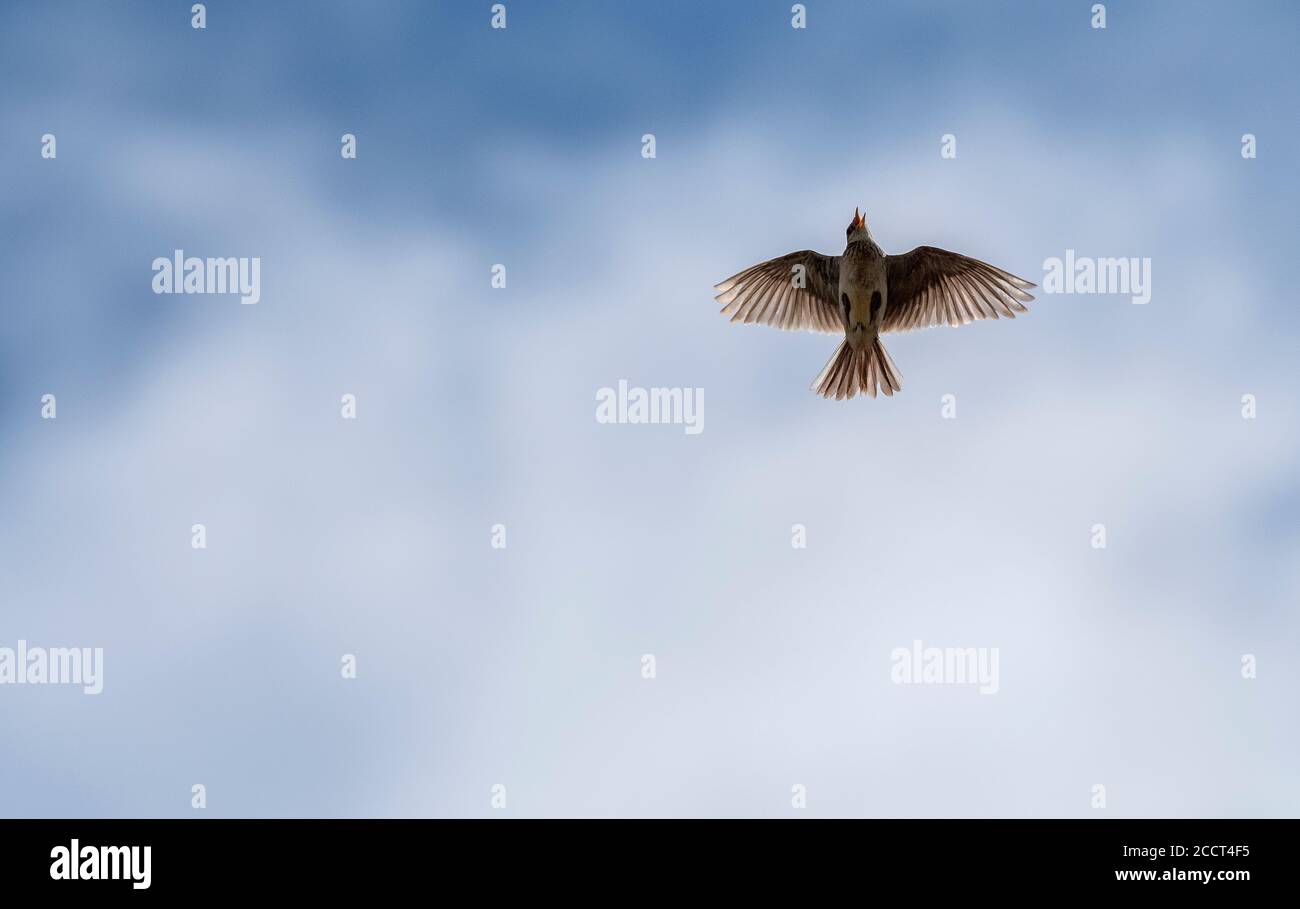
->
[713, 251, 842, 334]
[883, 246, 1035, 333]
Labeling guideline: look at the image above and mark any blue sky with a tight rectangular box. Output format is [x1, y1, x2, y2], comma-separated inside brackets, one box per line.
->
[1, 1, 1297, 817]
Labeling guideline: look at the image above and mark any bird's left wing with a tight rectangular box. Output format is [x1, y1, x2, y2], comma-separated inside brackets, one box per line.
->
[713, 251, 842, 334]
[883, 246, 1035, 333]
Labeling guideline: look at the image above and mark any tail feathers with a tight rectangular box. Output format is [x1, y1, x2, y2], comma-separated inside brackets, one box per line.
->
[870, 336, 902, 397]
[811, 338, 902, 400]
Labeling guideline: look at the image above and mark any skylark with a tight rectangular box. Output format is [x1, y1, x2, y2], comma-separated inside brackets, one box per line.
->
[713, 209, 1037, 399]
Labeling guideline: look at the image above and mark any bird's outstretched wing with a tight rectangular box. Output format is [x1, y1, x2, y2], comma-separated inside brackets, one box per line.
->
[883, 247, 1035, 333]
[713, 251, 841, 334]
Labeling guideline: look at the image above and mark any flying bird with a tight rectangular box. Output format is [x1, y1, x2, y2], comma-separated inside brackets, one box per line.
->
[713, 210, 1037, 399]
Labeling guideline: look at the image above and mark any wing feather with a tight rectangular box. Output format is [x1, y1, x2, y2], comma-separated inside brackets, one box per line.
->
[713, 251, 841, 335]
[884, 246, 1036, 334]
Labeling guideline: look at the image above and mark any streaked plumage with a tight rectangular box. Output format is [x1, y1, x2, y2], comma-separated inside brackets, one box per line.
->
[713, 209, 1037, 399]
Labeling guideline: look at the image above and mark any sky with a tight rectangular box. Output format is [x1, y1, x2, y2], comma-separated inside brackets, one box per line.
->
[0, 0, 1297, 817]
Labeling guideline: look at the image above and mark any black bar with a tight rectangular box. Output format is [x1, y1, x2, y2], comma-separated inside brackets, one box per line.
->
[0, 819, 1284, 894]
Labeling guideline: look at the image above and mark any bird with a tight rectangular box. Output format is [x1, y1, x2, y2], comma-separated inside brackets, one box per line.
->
[712, 209, 1037, 399]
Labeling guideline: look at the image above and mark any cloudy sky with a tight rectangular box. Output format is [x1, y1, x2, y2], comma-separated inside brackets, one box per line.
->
[1, 1, 1296, 817]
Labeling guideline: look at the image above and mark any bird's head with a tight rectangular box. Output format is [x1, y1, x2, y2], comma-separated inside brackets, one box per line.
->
[846, 207, 870, 242]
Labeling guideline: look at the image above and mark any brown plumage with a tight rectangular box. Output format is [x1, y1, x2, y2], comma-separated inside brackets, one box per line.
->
[713, 210, 1036, 399]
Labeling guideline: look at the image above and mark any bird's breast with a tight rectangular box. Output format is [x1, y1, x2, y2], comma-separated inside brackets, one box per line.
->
[840, 259, 887, 331]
